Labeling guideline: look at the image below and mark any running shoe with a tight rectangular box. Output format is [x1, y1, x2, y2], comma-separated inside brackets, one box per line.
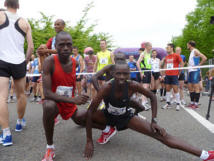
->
[203, 151, 214, 161]
[36, 97, 41, 102]
[42, 148, 55, 161]
[194, 104, 199, 109]
[162, 103, 171, 109]
[187, 103, 194, 108]
[176, 105, 180, 111]
[2, 135, 13, 146]
[31, 97, 37, 102]
[15, 123, 22, 132]
[143, 103, 151, 111]
[181, 99, 186, 105]
[97, 127, 117, 144]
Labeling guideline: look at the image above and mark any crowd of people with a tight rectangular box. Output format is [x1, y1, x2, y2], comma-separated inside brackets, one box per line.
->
[1, 0, 214, 161]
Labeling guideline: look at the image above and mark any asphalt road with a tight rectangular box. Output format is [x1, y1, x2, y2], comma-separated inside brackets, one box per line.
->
[0, 93, 214, 161]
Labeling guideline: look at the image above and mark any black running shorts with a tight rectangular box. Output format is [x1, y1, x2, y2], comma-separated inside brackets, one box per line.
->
[103, 109, 134, 131]
[0, 60, 26, 80]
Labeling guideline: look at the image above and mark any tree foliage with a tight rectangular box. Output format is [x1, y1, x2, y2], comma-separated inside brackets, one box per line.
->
[172, 0, 214, 59]
[25, 2, 113, 54]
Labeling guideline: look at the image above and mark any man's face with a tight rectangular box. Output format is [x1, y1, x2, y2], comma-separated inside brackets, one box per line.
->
[166, 45, 173, 54]
[54, 20, 65, 33]
[175, 47, 181, 54]
[146, 43, 152, 51]
[129, 56, 134, 62]
[114, 64, 130, 86]
[152, 51, 157, 58]
[100, 41, 107, 50]
[72, 48, 78, 55]
[56, 35, 73, 59]
[187, 43, 191, 50]
[114, 54, 126, 63]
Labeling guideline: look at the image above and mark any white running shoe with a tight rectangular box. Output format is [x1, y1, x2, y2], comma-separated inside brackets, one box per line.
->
[162, 103, 171, 109]
[176, 105, 180, 111]
[181, 99, 186, 105]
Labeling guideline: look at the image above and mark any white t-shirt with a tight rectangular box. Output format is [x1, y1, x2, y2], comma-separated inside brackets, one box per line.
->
[149, 58, 160, 72]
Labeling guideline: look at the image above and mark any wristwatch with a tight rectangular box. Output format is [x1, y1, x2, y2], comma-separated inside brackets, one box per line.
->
[152, 117, 158, 124]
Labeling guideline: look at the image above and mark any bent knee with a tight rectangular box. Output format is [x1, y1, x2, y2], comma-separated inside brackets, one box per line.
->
[43, 100, 58, 116]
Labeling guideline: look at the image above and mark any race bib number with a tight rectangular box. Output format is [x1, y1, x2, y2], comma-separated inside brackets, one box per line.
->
[107, 104, 126, 115]
[100, 58, 108, 65]
[167, 63, 174, 69]
[56, 86, 73, 98]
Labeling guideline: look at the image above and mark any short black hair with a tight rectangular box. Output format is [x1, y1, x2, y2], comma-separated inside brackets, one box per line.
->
[167, 43, 175, 50]
[152, 49, 157, 53]
[73, 46, 78, 50]
[100, 40, 107, 43]
[138, 48, 145, 52]
[188, 40, 196, 47]
[5, 0, 19, 9]
[55, 31, 72, 42]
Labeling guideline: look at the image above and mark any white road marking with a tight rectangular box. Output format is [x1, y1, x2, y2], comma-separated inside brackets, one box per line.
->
[182, 107, 214, 133]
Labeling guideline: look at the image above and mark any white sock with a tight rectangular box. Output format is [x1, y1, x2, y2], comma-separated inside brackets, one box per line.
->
[47, 144, 55, 149]
[195, 102, 198, 105]
[191, 101, 194, 104]
[200, 150, 209, 160]
[166, 92, 171, 103]
[103, 126, 110, 133]
[17, 119, 22, 124]
[3, 128, 11, 138]
[175, 93, 180, 104]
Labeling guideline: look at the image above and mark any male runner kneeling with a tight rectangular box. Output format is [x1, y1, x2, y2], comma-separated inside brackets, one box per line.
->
[84, 62, 214, 161]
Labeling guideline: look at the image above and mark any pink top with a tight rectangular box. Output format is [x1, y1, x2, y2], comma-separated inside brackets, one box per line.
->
[84, 55, 97, 73]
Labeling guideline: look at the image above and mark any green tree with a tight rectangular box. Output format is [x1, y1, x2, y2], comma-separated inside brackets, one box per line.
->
[25, 2, 113, 55]
[172, 0, 214, 59]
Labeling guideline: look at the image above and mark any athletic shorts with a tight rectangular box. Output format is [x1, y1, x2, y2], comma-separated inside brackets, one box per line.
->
[98, 75, 106, 81]
[142, 71, 151, 84]
[103, 108, 134, 131]
[32, 76, 40, 83]
[165, 75, 178, 85]
[178, 73, 185, 81]
[188, 71, 200, 84]
[0, 59, 26, 80]
[152, 72, 160, 80]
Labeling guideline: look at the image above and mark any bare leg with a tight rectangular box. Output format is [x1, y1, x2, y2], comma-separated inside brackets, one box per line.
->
[14, 77, 27, 119]
[128, 116, 202, 157]
[42, 100, 59, 145]
[0, 77, 9, 129]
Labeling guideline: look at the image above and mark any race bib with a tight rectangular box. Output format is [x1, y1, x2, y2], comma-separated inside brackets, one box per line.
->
[152, 64, 159, 71]
[167, 63, 174, 69]
[107, 104, 126, 115]
[56, 86, 73, 98]
[100, 58, 108, 65]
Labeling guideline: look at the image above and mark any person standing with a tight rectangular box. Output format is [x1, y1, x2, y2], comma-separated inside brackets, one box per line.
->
[187, 41, 207, 108]
[72, 47, 84, 95]
[137, 42, 152, 110]
[84, 47, 97, 99]
[176, 47, 186, 105]
[162, 43, 184, 111]
[0, 0, 34, 146]
[128, 55, 138, 81]
[37, 19, 65, 55]
[93, 40, 115, 86]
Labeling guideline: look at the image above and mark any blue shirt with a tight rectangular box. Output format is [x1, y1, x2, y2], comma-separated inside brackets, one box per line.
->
[32, 58, 39, 74]
[180, 55, 186, 74]
[128, 61, 137, 79]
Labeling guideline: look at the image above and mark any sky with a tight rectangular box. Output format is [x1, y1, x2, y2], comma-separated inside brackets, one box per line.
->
[0, 0, 197, 49]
